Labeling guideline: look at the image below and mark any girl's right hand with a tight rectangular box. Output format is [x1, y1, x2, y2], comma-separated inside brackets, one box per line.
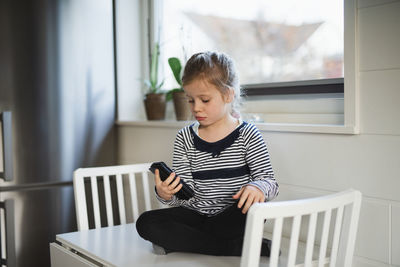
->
[154, 169, 183, 201]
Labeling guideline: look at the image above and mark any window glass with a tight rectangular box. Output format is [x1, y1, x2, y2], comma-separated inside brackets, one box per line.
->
[160, 0, 343, 88]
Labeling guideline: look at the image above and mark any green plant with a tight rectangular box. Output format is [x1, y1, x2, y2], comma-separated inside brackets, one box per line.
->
[168, 57, 183, 90]
[144, 42, 164, 94]
[166, 57, 183, 100]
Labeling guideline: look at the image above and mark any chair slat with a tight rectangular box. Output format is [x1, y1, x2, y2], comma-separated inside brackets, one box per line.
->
[141, 171, 151, 211]
[318, 209, 332, 267]
[103, 175, 114, 227]
[270, 217, 283, 267]
[116, 174, 126, 225]
[128, 173, 140, 222]
[343, 193, 362, 267]
[240, 206, 265, 267]
[329, 206, 344, 267]
[90, 176, 101, 229]
[73, 172, 89, 230]
[304, 212, 318, 267]
[288, 215, 302, 266]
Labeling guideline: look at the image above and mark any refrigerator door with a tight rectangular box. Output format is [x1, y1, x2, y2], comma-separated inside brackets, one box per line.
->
[0, 185, 76, 267]
[0, 0, 116, 187]
[1, 1, 116, 265]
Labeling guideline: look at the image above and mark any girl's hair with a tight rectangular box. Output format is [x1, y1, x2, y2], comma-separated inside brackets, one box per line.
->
[182, 51, 241, 118]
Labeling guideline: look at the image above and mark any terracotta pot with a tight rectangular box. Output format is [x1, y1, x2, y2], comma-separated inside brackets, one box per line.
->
[172, 91, 192, 121]
[144, 93, 166, 120]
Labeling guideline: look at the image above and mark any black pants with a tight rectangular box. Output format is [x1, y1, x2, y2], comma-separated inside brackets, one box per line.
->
[136, 204, 248, 256]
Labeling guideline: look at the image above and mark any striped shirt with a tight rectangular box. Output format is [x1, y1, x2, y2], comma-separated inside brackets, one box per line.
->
[156, 120, 279, 216]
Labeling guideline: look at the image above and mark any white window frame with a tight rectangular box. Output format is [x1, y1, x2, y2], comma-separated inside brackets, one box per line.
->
[134, 0, 359, 134]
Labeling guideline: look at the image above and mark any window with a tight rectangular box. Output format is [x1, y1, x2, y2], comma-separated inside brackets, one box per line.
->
[158, 0, 343, 89]
[142, 0, 358, 133]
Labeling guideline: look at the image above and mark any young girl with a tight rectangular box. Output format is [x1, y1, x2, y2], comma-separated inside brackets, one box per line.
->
[136, 51, 279, 256]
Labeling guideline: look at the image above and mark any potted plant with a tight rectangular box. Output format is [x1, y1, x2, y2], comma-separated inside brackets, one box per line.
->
[167, 57, 192, 121]
[144, 42, 166, 120]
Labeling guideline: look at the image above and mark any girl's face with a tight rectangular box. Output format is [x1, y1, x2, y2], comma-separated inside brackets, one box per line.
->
[184, 78, 233, 127]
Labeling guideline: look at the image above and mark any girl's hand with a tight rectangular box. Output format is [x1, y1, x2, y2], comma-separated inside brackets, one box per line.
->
[154, 169, 183, 201]
[233, 185, 265, 214]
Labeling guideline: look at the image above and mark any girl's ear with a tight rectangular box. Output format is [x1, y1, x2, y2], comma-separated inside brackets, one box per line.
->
[225, 88, 235, 103]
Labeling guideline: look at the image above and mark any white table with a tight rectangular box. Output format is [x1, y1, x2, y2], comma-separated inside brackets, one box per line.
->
[50, 223, 271, 267]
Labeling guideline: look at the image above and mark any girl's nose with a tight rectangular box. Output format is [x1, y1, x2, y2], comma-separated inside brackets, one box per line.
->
[192, 101, 202, 112]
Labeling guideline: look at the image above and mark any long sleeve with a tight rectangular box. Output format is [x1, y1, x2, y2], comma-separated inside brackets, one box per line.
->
[243, 125, 279, 201]
[155, 130, 195, 206]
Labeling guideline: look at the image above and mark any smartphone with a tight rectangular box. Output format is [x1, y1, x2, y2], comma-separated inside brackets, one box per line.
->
[149, 162, 194, 200]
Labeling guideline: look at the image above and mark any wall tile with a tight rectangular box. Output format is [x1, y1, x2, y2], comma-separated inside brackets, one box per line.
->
[392, 205, 400, 265]
[359, 69, 400, 135]
[354, 199, 390, 263]
[118, 126, 176, 165]
[358, 2, 400, 71]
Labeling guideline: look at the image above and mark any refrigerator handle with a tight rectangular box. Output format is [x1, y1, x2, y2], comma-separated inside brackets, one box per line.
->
[0, 111, 13, 181]
[0, 200, 16, 267]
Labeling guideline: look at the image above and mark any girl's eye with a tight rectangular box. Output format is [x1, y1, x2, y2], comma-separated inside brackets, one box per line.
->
[188, 99, 194, 103]
[202, 99, 210, 103]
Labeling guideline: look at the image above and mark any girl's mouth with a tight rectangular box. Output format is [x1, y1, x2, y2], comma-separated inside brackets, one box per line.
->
[195, 116, 206, 121]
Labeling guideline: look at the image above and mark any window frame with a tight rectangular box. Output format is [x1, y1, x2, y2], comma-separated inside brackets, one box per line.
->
[241, 78, 344, 96]
[147, 0, 358, 134]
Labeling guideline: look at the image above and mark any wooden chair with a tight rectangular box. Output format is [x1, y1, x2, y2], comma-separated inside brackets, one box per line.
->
[73, 163, 153, 231]
[241, 189, 362, 267]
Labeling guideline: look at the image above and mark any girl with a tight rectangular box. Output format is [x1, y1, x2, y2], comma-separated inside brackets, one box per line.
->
[136, 51, 279, 256]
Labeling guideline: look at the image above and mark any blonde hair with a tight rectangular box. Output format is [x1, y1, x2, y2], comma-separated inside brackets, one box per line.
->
[182, 51, 241, 118]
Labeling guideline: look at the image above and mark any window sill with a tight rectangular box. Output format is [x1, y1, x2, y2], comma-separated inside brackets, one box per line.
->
[116, 120, 359, 135]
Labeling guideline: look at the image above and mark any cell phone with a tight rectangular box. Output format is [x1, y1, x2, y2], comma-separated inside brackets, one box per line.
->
[149, 162, 194, 200]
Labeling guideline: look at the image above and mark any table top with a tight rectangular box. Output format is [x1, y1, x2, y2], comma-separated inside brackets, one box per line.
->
[56, 223, 270, 267]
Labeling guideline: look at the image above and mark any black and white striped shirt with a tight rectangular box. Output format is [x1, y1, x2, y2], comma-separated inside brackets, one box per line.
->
[156, 121, 279, 216]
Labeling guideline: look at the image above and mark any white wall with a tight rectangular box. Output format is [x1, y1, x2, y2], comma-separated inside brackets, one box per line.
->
[117, 1, 400, 266]
[115, 0, 146, 121]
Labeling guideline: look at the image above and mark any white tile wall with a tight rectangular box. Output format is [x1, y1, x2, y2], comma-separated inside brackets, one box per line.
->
[354, 199, 390, 263]
[263, 132, 400, 202]
[359, 69, 400, 135]
[392, 204, 400, 265]
[118, 125, 176, 165]
[358, 1, 400, 71]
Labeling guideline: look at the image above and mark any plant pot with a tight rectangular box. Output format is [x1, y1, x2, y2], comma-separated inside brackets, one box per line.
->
[172, 91, 192, 121]
[144, 93, 166, 120]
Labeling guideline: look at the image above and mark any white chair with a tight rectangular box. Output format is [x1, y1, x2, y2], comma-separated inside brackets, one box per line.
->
[73, 163, 153, 231]
[241, 189, 362, 267]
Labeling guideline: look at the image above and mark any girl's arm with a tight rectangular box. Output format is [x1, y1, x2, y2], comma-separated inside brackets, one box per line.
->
[244, 126, 279, 201]
[155, 129, 194, 206]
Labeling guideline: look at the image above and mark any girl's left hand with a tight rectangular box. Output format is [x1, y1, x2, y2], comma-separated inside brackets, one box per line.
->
[232, 185, 265, 214]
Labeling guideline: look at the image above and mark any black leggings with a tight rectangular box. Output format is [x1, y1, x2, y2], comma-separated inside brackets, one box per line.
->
[136, 204, 248, 256]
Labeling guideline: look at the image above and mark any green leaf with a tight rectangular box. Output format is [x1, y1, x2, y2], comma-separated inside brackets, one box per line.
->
[150, 43, 160, 89]
[155, 80, 165, 91]
[168, 57, 182, 87]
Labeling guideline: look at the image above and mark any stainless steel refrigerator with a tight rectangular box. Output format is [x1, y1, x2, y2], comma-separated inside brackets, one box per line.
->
[0, 0, 117, 266]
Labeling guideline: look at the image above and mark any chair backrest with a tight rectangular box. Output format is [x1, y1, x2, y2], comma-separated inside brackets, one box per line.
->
[73, 163, 153, 231]
[241, 189, 362, 267]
